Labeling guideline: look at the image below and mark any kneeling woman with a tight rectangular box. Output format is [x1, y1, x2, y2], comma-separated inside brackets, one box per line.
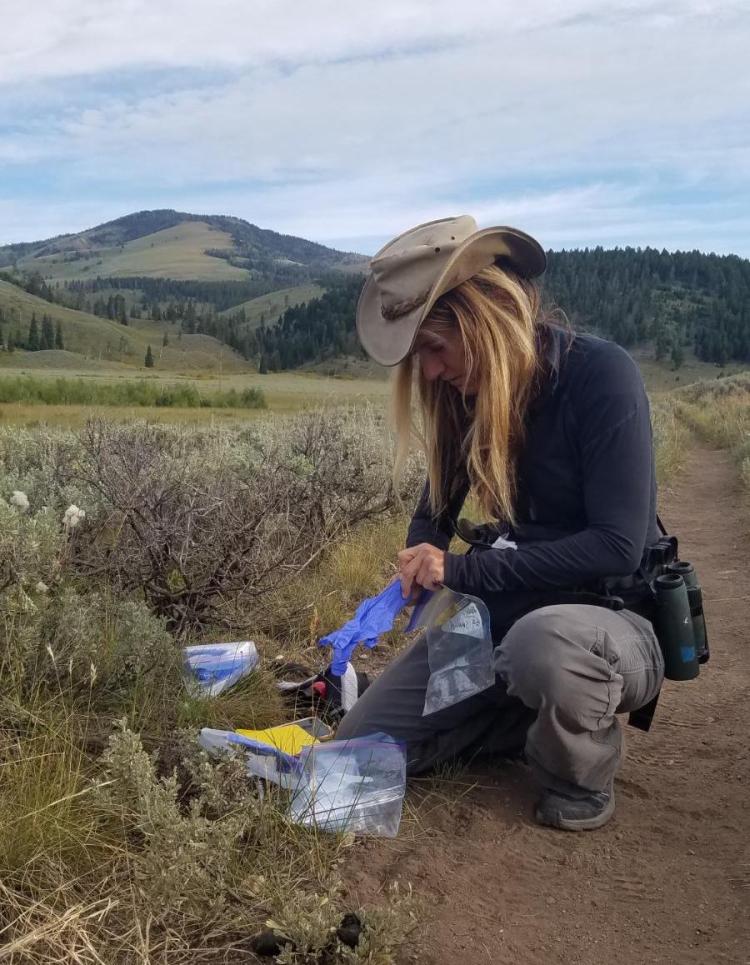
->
[336, 216, 664, 832]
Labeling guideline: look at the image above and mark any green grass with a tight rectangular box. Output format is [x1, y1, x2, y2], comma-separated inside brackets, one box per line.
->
[19, 222, 249, 282]
[0, 375, 266, 409]
[0, 368, 390, 424]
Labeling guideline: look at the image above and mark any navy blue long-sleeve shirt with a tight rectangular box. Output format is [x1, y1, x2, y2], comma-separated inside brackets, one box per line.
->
[406, 326, 659, 600]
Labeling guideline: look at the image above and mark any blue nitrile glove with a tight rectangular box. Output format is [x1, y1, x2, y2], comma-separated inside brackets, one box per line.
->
[320, 581, 410, 675]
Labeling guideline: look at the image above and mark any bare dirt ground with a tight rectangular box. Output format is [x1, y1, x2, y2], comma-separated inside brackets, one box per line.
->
[347, 444, 750, 964]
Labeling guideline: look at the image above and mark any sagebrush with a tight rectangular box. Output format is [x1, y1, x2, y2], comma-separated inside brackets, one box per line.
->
[0, 408, 423, 964]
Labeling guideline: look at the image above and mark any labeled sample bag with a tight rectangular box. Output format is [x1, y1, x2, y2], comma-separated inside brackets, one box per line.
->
[411, 588, 496, 716]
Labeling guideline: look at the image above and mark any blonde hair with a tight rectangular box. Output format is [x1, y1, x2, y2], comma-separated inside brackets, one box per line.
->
[392, 264, 544, 525]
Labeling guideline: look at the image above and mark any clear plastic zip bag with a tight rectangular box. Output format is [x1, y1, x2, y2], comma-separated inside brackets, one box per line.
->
[289, 733, 406, 837]
[411, 587, 496, 716]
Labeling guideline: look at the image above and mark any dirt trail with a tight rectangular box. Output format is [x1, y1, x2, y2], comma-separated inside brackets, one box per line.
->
[347, 444, 750, 964]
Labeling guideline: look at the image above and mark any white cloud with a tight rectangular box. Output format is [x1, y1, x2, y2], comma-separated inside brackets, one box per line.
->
[1, 0, 748, 253]
[4, 1, 730, 85]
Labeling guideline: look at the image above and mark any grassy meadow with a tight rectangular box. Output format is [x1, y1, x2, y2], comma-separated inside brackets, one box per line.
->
[0, 342, 740, 429]
[0, 367, 390, 427]
[0, 375, 267, 411]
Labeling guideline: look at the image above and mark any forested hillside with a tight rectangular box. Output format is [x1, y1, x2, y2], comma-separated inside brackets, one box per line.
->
[2, 238, 748, 373]
[545, 247, 750, 366]
[254, 246, 750, 370]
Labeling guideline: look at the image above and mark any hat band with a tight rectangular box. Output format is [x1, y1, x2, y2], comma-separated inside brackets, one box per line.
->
[380, 291, 429, 321]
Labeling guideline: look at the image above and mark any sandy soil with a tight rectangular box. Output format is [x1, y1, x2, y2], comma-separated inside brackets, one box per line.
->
[347, 444, 750, 964]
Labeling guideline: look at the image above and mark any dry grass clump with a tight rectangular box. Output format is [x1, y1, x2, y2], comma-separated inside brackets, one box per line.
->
[672, 373, 750, 491]
[651, 397, 692, 484]
[255, 514, 409, 663]
[675, 370, 750, 404]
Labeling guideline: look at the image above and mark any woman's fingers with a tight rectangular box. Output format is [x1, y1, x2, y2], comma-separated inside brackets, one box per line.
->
[400, 550, 431, 596]
[416, 555, 441, 591]
[399, 556, 416, 596]
[399, 545, 445, 594]
[397, 546, 419, 567]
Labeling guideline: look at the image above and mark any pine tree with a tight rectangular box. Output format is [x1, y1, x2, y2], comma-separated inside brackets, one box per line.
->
[40, 314, 55, 350]
[27, 314, 40, 351]
[145, 345, 155, 368]
[55, 321, 64, 350]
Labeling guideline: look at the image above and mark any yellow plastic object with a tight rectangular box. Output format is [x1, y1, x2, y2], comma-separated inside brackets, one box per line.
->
[235, 722, 320, 757]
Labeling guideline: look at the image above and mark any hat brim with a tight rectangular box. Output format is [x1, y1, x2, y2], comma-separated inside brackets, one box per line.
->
[356, 226, 546, 367]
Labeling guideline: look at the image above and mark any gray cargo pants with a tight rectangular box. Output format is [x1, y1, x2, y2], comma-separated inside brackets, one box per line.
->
[336, 604, 664, 795]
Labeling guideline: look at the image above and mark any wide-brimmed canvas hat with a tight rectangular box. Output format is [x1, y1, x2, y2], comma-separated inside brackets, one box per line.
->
[356, 215, 546, 366]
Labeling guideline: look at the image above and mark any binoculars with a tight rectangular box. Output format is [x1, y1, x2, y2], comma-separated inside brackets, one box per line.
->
[654, 561, 709, 681]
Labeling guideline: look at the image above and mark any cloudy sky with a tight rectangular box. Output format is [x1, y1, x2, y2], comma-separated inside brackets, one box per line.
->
[1, 0, 748, 255]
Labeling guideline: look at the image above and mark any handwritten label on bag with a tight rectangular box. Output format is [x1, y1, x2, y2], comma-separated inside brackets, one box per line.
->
[442, 603, 484, 639]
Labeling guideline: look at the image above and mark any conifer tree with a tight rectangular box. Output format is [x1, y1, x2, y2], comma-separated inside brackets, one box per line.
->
[55, 321, 64, 350]
[27, 314, 40, 351]
[145, 345, 155, 368]
[41, 314, 55, 350]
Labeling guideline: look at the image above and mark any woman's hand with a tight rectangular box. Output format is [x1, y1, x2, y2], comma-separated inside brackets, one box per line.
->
[398, 543, 445, 597]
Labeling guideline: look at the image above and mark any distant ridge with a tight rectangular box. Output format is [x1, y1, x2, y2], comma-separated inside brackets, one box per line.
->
[0, 209, 366, 280]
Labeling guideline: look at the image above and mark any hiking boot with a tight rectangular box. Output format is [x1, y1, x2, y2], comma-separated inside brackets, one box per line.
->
[534, 782, 615, 831]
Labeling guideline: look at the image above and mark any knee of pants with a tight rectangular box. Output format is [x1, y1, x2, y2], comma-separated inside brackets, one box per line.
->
[494, 606, 591, 712]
